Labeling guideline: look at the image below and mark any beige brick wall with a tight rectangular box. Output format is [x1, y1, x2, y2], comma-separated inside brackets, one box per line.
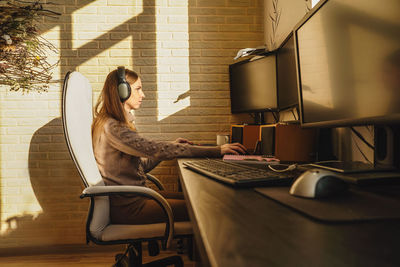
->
[0, 0, 264, 249]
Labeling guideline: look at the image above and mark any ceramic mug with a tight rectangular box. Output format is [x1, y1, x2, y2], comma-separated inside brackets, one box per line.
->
[216, 134, 230, 145]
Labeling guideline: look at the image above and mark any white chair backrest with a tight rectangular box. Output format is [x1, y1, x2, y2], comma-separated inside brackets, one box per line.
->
[62, 71, 103, 187]
[62, 71, 110, 239]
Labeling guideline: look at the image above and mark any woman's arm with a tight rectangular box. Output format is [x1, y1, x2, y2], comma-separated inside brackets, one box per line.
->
[103, 119, 222, 161]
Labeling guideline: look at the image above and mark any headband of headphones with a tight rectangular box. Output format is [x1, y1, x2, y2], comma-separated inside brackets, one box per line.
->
[117, 66, 131, 102]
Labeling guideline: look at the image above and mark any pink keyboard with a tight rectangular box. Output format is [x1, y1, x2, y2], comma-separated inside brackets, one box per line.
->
[223, 154, 280, 164]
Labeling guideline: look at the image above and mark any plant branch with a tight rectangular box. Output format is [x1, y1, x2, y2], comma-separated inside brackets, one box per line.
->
[0, 0, 60, 93]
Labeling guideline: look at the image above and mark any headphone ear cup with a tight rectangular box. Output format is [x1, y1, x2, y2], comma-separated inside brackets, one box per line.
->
[118, 82, 131, 102]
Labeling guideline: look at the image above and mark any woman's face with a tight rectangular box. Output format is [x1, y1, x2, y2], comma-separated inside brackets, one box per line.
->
[124, 78, 145, 110]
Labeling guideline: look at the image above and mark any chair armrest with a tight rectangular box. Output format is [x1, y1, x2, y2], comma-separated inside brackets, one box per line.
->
[81, 185, 173, 249]
[146, 173, 165, 191]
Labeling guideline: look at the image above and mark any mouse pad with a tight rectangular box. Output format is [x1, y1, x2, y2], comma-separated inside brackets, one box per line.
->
[254, 186, 400, 222]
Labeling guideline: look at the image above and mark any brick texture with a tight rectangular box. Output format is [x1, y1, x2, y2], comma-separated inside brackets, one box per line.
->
[0, 0, 264, 249]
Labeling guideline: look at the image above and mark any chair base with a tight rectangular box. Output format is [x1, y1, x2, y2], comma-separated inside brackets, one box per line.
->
[114, 242, 183, 267]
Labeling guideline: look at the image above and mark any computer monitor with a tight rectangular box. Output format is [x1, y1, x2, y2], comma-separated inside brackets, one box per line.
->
[294, 0, 400, 172]
[229, 54, 278, 124]
[277, 33, 299, 111]
[295, 0, 400, 128]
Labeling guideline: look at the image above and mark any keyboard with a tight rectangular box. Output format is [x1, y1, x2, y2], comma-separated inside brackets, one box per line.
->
[183, 159, 302, 187]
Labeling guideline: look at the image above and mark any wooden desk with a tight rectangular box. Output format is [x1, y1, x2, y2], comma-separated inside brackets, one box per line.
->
[177, 159, 400, 267]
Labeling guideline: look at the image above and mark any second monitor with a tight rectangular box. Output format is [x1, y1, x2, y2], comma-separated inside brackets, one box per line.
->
[229, 34, 300, 124]
[229, 54, 278, 122]
[277, 33, 299, 111]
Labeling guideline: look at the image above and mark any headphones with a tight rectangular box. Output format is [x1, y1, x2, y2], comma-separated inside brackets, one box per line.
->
[117, 66, 131, 102]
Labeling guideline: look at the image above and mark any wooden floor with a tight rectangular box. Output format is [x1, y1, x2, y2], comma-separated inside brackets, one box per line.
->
[0, 245, 196, 267]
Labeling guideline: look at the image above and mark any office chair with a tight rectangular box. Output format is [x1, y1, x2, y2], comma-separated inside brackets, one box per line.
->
[61, 71, 193, 267]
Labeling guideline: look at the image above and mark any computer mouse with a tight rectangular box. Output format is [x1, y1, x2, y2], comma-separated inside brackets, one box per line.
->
[289, 169, 348, 199]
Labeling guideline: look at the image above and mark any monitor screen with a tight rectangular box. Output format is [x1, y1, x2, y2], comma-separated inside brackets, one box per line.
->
[277, 33, 299, 110]
[229, 54, 278, 114]
[295, 0, 400, 127]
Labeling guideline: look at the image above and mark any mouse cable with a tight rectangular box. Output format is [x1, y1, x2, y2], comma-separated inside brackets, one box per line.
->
[350, 127, 374, 149]
[268, 164, 298, 172]
[268, 163, 312, 173]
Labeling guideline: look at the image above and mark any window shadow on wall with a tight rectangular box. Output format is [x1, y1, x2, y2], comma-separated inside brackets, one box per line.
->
[0, 0, 157, 247]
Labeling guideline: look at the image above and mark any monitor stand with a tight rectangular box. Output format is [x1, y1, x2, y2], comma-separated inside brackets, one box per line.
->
[310, 161, 394, 174]
[313, 125, 400, 174]
[252, 112, 265, 125]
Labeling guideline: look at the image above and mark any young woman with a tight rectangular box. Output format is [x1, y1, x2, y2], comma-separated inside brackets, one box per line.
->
[92, 67, 246, 224]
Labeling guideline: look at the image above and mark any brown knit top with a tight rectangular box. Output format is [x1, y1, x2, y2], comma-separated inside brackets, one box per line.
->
[92, 114, 221, 222]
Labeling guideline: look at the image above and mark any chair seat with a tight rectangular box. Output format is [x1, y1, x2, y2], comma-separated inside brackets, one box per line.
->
[101, 221, 193, 242]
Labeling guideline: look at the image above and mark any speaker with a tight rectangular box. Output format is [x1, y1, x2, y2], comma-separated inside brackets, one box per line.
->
[231, 124, 275, 155]
[242, 125, 261, 153]
[260, 125, 275, 156]
[232, 124, 317, 161]
[231, 125, 244, 144]
[117, 66, 131, 102]
[374, 125, 400, 168]
[274, 123, 317, 162]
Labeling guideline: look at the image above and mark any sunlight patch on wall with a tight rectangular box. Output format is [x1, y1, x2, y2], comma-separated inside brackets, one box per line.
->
[72, 0, 143, 49]
[0, 24, 63, 234]
[312, 0, 320, 8]
[79, 35, 135, 104]
[0, 24, 62, 234]
[40, 25, 62, 84]
[156, 1, 190, 121]
[0, 90, 44, 235]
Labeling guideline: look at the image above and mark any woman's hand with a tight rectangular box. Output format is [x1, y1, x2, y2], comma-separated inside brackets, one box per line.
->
[174, 137, 194, 145]
[220, 143, 247, 155]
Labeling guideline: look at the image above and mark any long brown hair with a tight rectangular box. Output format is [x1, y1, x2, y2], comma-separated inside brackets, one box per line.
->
[92, 68, 139, 140]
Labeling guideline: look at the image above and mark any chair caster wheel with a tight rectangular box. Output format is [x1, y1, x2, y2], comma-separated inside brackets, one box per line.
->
[148, 240, 160, 256]
[177, 238, 185, 254]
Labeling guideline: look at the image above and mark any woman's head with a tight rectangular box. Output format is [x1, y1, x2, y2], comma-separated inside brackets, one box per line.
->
[124, 75, 145, 111]
[94, 68, 143, 124]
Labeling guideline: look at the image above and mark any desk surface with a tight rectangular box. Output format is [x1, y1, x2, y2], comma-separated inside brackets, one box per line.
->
[177, 159, 400, 267]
